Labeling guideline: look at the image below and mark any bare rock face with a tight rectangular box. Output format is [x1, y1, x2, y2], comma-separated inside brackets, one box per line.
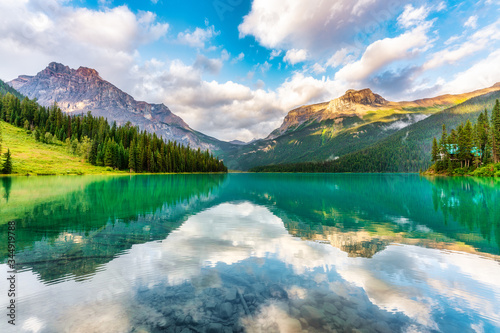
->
[8, 62, 219, 149]
[327, 88, 387, 113]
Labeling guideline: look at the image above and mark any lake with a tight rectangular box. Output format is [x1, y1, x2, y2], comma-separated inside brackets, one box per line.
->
[1, 174, 499, 333]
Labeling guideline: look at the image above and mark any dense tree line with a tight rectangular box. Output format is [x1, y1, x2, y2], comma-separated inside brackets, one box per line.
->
[431, 100, 500, 173]
[0, 90, 227, 173]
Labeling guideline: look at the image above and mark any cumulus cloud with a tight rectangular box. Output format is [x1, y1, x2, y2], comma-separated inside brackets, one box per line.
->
[238, 0, 407, 54]
[131, 59, 346, 141]
[326, 48, 355, 68]
[368, 66, 423, 100]
[0, 0, 168, 90]
[193, 54, 223, 75]
[397, 4, 431, 28]
[177, 25, 220, 49]
[335, 24, 431, 83]
[283, 48, 308, 65]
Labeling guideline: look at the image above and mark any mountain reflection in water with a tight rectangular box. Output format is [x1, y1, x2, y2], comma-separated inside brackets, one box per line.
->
[0, 174, 499, 333]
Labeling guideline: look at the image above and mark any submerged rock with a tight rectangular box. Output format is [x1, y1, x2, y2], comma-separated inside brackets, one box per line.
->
[225, 287, 238, 302]
[206, 323, 223, 333]
[300, 305, 324, 328]
[219, 302, 234, 319]
[269, 284, 288, 300]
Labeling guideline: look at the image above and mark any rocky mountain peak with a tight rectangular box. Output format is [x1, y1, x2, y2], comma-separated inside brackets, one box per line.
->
[268, 88, 389, 139]
[339, 88, 387, 106]
[46, 62, 72, 75]
[6, 62, 220, 148]
[75, 66, 101, 79]
[326, 88, 387, 114]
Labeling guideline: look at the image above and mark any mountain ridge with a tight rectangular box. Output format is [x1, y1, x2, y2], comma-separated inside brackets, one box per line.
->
[221, 83, 500, 170]
[268, 84, 500, 140]
[8, 62, 228, 151]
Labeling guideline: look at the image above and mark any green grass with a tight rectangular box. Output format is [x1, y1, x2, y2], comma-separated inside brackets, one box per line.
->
[0, 121, 124, 175]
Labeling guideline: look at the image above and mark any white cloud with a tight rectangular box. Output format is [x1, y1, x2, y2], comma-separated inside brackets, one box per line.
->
[12, 201, 500, 333]
[283, 49, 308, 65]
[441, 49, 500, 94]
[231, 52, 244, 64]
[464, 15, 478, 29]
[444, 34, 462, 45]
[193, 54, 223, 75]
[269, 50, 282, 60]
[311, 63, 326, 74]
[0, 1, 168, 91]
[335, 25, 430, 83]
[435, 1, 446, 12]
[326, 48, 354, 68]
[423, 19, 500, 70]
[239, 0, 408, 54]
[177, 25, 220, 49]
[131, 58, 345, 141]
[397, 4, 431, 28]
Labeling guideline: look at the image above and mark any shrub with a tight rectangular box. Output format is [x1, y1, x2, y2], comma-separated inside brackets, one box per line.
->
[44, 132, 53, 144]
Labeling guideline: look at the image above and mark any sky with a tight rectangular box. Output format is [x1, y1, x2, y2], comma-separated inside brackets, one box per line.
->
[0, 0, 499, 142]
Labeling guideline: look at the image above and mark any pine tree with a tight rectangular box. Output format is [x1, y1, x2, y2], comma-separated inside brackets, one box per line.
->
[104, 140, 114, 167]
[438, 124, 448, 171]
[128, 139, 136, 172]
[491, 99, 500, 163]
[431, 137, 439, 163]
[462, 120, 473, 167]
[89, 140, 98, 165]
[2, 149, 12, 174]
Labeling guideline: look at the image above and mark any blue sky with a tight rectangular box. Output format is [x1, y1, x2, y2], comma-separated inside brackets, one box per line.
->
[0, 0, 499, 141]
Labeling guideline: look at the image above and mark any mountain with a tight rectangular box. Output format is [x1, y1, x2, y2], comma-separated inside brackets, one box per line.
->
[8, 62, 232, 152]
[0, 78, 24, 100]
[251, 87, 500, 173]
[267, 88, 388, 140]
[222, 85, 500, 170]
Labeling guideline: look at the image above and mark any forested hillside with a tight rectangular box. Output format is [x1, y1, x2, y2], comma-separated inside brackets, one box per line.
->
[251, 90, 500, 173]
[428, 100, 500, 177]
[0, 80, 227, 174]
[0, 79, 24, 100]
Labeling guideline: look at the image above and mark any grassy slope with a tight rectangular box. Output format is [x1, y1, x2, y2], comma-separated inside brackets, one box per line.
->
[0, 121, 122, 175]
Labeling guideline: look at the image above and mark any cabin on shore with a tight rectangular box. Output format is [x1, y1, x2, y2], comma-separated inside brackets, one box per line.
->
[439, 144, 482, 161]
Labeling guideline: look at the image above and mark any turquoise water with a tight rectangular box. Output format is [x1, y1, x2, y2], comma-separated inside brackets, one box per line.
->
[1, 174, 499, 333]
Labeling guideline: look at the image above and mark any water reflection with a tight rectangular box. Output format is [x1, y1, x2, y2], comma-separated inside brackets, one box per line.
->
[1, 177, 12, 202]
[0, 174, 227, 282]
[0, 174, 499, 333]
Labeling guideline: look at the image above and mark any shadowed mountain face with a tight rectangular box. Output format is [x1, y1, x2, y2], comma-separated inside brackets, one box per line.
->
[8, 62, 232, 152]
